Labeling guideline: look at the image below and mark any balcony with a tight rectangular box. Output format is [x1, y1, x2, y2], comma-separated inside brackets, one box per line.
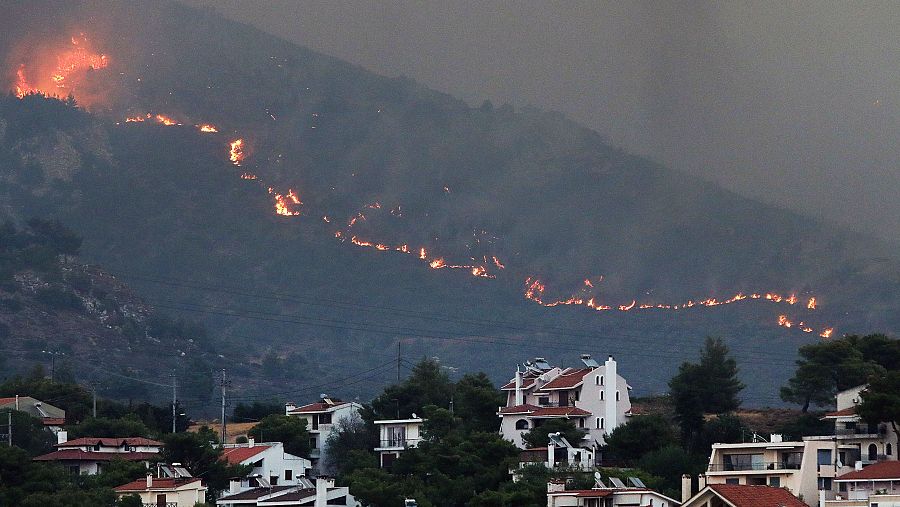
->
[142, 504, 177, 507]
[376, 438, 420, 450]
[708, 461, 802, 472]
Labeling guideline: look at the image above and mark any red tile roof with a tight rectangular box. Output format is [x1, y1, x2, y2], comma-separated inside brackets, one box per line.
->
[220, 444, 272, 465]
[823, 407, 857, 418]
[288, 401, 350, 413]
[115, 477, 202, 492]
[34, 449, 159, 462]
[540, 369, 593, 390]
[708, 484, 806, 507]
[497, 404, 590, 417]
[530, 406, 591, 417]
[58, 437, 163, 447]
[41, 418, 66, 426]
[499, 404, 541, 415]
[0, 397, 16, 405]
[500, 376, 540, 391]
[837, 461, 900, 481]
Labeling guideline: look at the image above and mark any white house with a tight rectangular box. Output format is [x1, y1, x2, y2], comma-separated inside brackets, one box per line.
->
[221, 440, 312, 490]
[826, 461, 900, 507]
[285, 397, 363, 471]
[812, 385, 897, 464]
[217, 477, 360, 507]
[518, 432, 595, 472]
[373, 416, 424, 468]
[547, 478, 680, 507]
[498, 355, 633, 450]
[114, 474, 207, 507]
[33, 432, 162, 475]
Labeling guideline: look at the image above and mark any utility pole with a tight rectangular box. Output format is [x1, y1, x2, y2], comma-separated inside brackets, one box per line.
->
[220, 369, 227, 444]
[397, 342, 401, 382]
[6, 411, 11, 446]
[91, 382, 97, 419]
[170, 372, 177, 434]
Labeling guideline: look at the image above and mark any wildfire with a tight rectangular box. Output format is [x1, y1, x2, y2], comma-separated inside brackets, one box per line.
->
[240, 172, 257, 180]
[274, 192, 301, 216]
[197, 124, 218, 133]
[807, 297, 817, 310]
[229, 139, 245, 166]
[820, 328, 834, 338]
[778, 314, 793, 328]
[155, 114, 179, 126]
[12, 33, 109, 102]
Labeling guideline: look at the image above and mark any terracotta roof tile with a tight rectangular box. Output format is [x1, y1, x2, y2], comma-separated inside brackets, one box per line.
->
[708, 484, 806, 507]
[33, 449, 159, 462]
[530, 406, 591, 417]
[41, 418, 66, 425]
[220, 444, 272, 465]
[115, 477, 202, 492]
[498, 403, 541, 415]
[0, 397, 16, 405]
[288, 401, 350, 413]
[837, 461, 900, 481]
[540, 369, 593, 390]
[57, 437, 162, 447]
[823, 407, 857, 418]
[500, 377, 539, 390]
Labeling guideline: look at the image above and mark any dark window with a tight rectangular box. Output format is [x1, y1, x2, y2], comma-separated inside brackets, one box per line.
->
[515, 419, 529, 430]
[869, 444, 878, 461]
[887, 443, 893, 456]
[309, 437, 317, 450]
[749, 477, 766, 486]
[819, 478, 832, 491]
[769, 477, 780, 487]
[538, 396, 549, 406]
[284, 469, 292, 481]
[320, 412, 332, 424]
[270, 475, 278, 486]
[615, 390, 620, 401]
[578, 418, 585, 428]
[725, 478, 740, 485]
[817, 449, 832, 466]
[839, 482, 847, 492]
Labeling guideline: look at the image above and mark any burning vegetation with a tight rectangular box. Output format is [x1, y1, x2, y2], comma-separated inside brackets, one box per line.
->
[12, 33, 109, 104]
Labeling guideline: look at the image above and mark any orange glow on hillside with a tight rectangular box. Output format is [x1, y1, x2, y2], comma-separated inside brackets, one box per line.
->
[229, 139, 245, 166]
[12, 33, 109, 103]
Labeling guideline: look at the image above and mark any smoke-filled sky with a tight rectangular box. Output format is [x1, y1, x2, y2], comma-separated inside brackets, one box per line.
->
[188, 1, 899, 244]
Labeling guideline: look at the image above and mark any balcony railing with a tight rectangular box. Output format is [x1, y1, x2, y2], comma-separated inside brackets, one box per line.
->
[143, 503, 177, 507]
[378, 438, 420, 449]
[708, 461, 802, 472]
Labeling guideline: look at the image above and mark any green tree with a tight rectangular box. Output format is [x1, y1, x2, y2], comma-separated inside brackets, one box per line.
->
[370, 358, 452, 420]
[453, 373, 505, 434]
[231, 400, 283, 422]
[781, 338, 884, 412]
[638, 445, 705, 499]
[603, 415, 677, 462]
[0, 409, 55, 456]
[857, 371, 900, 442]
[521, 419, 585, 449]
[69, 415, 151, 439]
[322, 413, 376, 476]
[247, 414, 310, 457]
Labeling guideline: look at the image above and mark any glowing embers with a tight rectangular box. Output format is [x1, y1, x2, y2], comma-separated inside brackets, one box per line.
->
[229, 139, 245, 166]
[272, 188, 302, 216]
[13, 33, 109, 100]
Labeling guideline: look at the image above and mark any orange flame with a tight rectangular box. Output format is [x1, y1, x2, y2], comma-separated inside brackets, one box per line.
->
[807, 297, 817, 310]
[229, 139, 245, 166]
[820, 328, 834, 338]
[13, 34, 109, 102]
[198, 124, 218, 133]
[240, 172, 257, 180]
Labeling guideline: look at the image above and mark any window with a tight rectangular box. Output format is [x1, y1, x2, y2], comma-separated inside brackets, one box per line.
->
[749, 477, 766, 486]
[578, 418, 585, 428]
[817, 449, 832, 465]
[595, 418, 601, 429]
[68, 465, 80, 475]
[320, 412, 332, 425]
[600, 391, 604, 401]
[615, 390, 620, 401]
[868, 444, 878, 461]
[600, 376, 604, 386]
[887, 443, 893, 456]
[819, 478, 832, 491]
[595, 377, 600, 386]
[538, 396, 550, 406]
[600, 418, 604, 429]
[769, 477, 780, 487]
[724, 454, 764, 471]
[284, 469, 292, 481]
[270, 475, 278, 485]
[515, 419, 529, 430]
[309, 437, 317, 450]
[725, 478, 739, 485]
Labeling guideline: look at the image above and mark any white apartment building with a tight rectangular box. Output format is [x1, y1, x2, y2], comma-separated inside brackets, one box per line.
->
[704, 386, 897, 507]
[285, 397, 363, 470]
[547, 478, 679, 507]
[373, 416, 424, 468]
[498, 355, 632, 450]
[114, 475, 207, 507]
[826, 461, 900, 507]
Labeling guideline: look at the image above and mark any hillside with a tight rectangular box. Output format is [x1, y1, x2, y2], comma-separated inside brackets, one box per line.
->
[0, 1, 897, 409]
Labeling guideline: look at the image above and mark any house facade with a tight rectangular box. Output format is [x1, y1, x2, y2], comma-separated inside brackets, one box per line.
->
[216, 477, 360, 506]
[498, 355, 632, 450]
[285, 397, 363, 470]
[823, 461, 900, 507]
[681, 483, 806, 507]
[34, 433, 162, 475]
[373, 416, 424, 468]
[114, 475, 207, 507]
[221, 440, 312, 490]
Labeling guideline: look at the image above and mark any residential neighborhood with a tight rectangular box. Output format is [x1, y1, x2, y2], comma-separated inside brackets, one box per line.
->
[0, 333, 898, 507]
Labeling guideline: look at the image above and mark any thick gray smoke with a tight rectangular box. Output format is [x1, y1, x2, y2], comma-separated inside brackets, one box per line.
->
[187, 0, 900, 245]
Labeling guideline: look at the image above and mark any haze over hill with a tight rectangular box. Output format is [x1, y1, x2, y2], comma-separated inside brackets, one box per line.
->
[0, 1, 897, 409]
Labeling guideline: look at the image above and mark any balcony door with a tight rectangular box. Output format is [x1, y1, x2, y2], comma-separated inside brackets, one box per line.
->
[388, 426, 406, 447]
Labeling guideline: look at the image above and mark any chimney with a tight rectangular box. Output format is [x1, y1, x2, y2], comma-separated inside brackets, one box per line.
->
[15, 395, 19, 410]
[515, 367, 523, 406]
[604, 355, 617, 433]
[698, 474, 707, 490]
[229, 478, 241, 494]
[285, 402, 296, 415]
[315, 477, 334, 507]
[57, 430, 68, 445]
[855, 461, 863, 471]
[681, 474, 692, 503]
[547, 479, 566, 493]
[146, 472, 153, 489]
[248, 437, 255, 447]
